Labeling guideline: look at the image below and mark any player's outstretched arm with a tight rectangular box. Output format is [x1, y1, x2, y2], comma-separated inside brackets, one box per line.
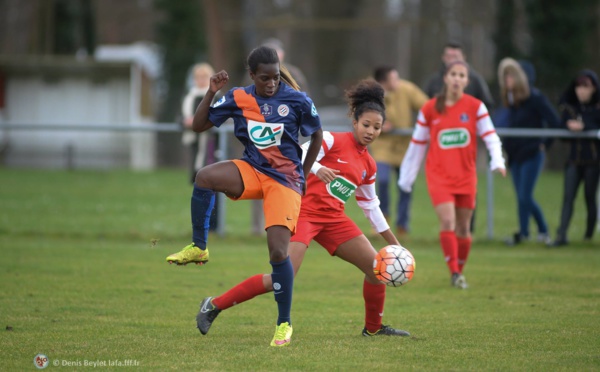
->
[379, 229, 400, 246]
[302, 129, 323, 182]
[192, 70, 229, 133]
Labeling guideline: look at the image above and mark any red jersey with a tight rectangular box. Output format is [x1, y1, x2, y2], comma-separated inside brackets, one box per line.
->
[413, 94, 495, 194]
[300, 131, 378, 221]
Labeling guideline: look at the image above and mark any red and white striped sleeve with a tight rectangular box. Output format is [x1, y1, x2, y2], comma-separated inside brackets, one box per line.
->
[302, 130, 334, 174]
[356, 175, 390, 233]
[398, 110, 430, 192]
[476, 103, 505, 171]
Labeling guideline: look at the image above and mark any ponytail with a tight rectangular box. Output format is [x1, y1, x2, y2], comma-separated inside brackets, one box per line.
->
[280, 63, 300, 91]
[435, 84, 447, 114]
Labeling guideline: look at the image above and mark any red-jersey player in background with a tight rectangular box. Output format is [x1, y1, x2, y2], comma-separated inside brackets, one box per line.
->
[399, 61, 506, 289]
[196, 80, 410, 341]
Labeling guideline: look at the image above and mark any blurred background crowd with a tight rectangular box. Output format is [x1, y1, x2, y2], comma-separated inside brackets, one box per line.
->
[1, 0, 598, 168]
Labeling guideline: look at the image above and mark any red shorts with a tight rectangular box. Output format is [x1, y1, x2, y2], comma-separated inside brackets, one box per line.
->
[230, 159, 301, 234]
[290, 214, 363, 255]
[429, 187, 476, 209]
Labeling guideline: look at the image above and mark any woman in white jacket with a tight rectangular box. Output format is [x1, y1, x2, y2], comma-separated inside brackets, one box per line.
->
[181, 63, 216, 183]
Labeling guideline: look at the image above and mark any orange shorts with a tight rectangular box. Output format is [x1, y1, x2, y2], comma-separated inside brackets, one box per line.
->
[290, 214, 363, 255]
[428, 187, 476, 209]
[230, 159, 301, 234]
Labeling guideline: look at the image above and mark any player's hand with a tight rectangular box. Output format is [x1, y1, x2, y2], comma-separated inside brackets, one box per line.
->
[210, 70, 229, 94]
[494, 167, 507, 177]
[316, 167, 340, 183]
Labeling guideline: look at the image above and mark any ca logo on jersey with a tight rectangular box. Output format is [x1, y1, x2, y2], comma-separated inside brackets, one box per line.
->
[438, 128, 470, 149]
[326, 176, 357, 203]
[248, 120, 283, 149]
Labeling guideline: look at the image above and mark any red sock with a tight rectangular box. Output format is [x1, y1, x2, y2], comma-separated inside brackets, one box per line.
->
[439, 231, 459, 274]
[457, 236, 472, 274]
[212, 274, 267, 310]
[363, 280, 386, 333]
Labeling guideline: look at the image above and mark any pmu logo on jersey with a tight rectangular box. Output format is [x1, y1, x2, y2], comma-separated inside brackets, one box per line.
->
[438, 128, 470, 149]
[327, 176, 357, 203]
[248, 120, 283, 149]
[260, 103, 273, 117]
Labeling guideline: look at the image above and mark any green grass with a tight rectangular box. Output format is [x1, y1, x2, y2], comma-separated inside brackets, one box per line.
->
[1, 168, 599, 371]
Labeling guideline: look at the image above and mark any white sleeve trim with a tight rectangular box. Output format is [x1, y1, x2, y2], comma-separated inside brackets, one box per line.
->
[302, 131, 334, 173]
[476, 103, 506, 171]
[356, 183, 389, 233]
[398, 123, 429, 192]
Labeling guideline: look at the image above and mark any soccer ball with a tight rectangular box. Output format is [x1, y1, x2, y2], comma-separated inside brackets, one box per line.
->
[373, 245, 415, 287]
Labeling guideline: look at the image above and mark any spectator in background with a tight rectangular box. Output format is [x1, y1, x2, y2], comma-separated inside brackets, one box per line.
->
[181, 63, 219, 230]
[553, 70, 600, 246]
[182, 63, 216, 183]
[497, 58, 560, 246]
[261, 38, 310, 94]
[373, 66, 428, 237]
[423, 41, 495, 233]
[247, 38, 310, 235]
[423, 41, 494, 109]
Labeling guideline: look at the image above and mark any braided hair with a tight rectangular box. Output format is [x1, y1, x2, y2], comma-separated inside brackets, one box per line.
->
[247, 46, 300, 91]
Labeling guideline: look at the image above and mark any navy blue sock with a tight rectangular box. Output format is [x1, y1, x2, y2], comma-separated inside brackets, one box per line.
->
[270, 256, 294, 325]
[191, 185, 215, 250]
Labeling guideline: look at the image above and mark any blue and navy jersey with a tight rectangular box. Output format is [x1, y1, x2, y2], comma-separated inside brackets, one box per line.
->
[208, 82, 321, 194]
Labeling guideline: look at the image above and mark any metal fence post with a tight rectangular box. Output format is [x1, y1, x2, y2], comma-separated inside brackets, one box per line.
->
[486, 166, 494, 240]
[216, 126, 228, 237]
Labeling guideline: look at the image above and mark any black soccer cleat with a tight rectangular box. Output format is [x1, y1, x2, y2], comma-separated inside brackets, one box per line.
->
[362, 325, 410, 337]
[196, 296, 221, 335]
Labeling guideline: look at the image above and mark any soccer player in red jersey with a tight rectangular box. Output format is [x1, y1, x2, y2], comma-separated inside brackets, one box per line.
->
[399, 61, 506, 289]
[196, 80, 411, 341]
[165, 46, 323, 346]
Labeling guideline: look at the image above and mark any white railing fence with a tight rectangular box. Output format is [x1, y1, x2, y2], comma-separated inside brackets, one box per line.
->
[2, 121, 598, 239]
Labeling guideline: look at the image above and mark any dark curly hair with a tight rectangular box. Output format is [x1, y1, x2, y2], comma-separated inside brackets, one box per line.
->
[345, 79, 386, 122]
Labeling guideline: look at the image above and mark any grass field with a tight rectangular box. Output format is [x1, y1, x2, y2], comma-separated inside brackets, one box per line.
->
[1, 168, 599, 371]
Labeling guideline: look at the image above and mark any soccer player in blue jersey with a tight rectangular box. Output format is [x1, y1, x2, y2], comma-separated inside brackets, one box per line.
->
[165, 46, 323, 347]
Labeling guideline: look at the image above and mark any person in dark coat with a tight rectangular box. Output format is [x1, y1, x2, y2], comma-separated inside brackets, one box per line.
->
[497, 58, 560, 245]
[553, 70, 600, 246]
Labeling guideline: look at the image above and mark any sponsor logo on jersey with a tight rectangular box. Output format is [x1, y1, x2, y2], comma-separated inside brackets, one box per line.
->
[260, 103, 273, 117]
[248, 120, 283, 149]
[438, 128, 470, 149]
[460, 113, 469, 122]
[326, 176, 357, 203]
[212, 96, 226, 108]
[311, 103, 318, 117]
[277, 104, 289, 117]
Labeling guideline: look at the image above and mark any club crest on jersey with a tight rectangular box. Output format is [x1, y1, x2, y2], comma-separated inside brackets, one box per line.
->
[278, 104, 289, 117]
[260, 103, 273, 117]
[248, 120, 283, 149]
[212, 96, 226, 108]
[438, 128, 471, 149]
[326, 176, 357, 203]
[460, 113, 469, 122]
